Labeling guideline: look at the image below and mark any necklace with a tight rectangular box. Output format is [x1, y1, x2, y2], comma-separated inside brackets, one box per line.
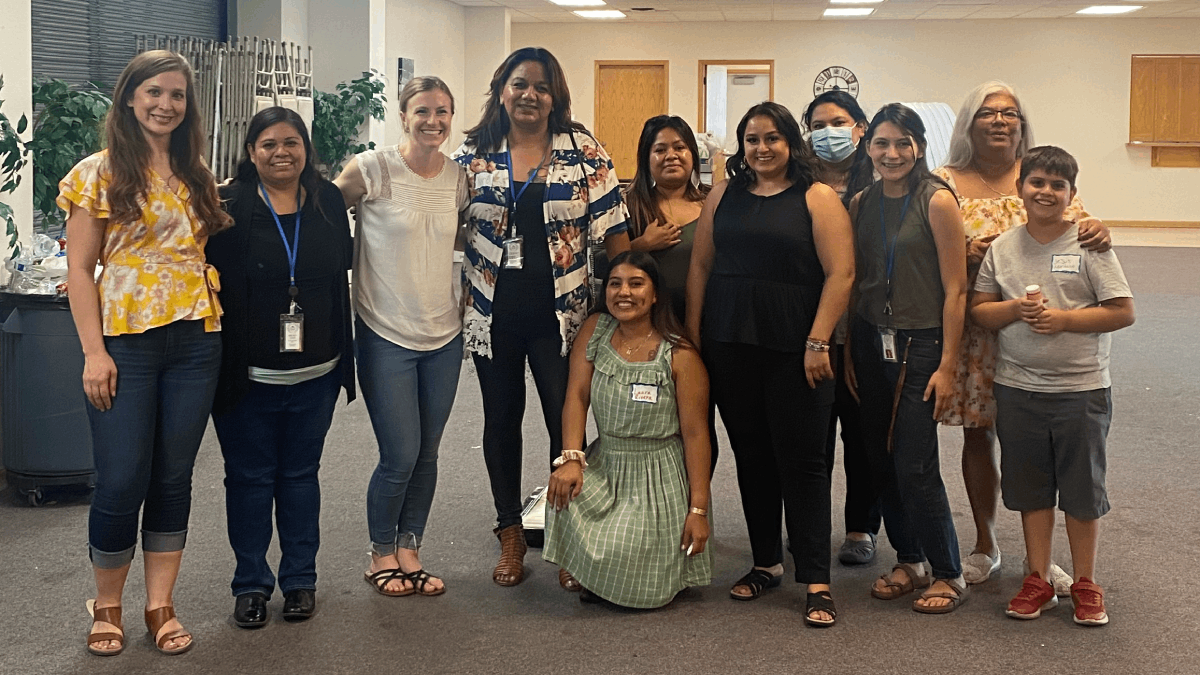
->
[972, 164, 1016, 197]
[617, 327, 654, 357]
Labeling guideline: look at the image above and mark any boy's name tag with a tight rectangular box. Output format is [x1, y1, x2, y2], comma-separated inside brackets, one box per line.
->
[280, 313, 304, 352]
[880, 328, 898, 363]
[631, 383, 659, 404]
[503, 236, 524, 270]
[1051, 254, 1081, 274]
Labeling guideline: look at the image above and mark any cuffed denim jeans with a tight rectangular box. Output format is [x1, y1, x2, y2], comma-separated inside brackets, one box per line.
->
[357, 318, 462, 555]
[852, 317, 962, 580]
[212, 367, 341, 597]
[86, 320, 221, 569]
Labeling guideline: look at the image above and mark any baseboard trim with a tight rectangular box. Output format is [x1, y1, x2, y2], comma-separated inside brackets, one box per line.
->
[1108, 220, 1200, 229]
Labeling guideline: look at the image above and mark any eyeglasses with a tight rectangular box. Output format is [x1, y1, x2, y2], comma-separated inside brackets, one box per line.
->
[974, 108, 1023, 122]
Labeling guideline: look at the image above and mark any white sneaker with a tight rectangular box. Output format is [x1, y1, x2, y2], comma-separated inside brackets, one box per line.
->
[1023, 558, 1075, 598]
[962, 551, 1002, 584]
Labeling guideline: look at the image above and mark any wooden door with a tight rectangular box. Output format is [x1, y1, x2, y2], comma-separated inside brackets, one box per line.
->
[594, 61, 668, 181]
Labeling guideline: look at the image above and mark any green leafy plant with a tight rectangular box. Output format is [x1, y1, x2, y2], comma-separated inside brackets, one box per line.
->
[0, 76, 31, 253]
[27, 78, 111, 231]
[311, 70, 387, 178]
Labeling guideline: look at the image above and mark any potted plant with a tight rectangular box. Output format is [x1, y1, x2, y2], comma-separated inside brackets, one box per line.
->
[26, 78, 111, 233]
[310, 70, 387, 178]
[0, 76, 30, 254]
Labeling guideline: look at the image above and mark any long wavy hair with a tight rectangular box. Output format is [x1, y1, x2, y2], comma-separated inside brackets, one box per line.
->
[944, 80, 1034, 170]
[234, 106, 327, 221]
[726, 101, 818, 193]
[846, 103, 956, 203]
[463, 47, 585, 153]
[105, 50, 230, 234]
[605, 250, 693, 351]
[624, 115, 710, 239]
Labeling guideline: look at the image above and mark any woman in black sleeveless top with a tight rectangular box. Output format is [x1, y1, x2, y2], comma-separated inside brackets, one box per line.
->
[686, 102, 854, 627]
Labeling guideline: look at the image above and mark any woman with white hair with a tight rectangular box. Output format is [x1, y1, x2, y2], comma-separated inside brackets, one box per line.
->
[934, 81, 1110, 592]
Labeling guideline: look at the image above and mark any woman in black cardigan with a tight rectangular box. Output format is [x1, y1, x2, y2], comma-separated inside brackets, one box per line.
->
[207, 107, 354, 628]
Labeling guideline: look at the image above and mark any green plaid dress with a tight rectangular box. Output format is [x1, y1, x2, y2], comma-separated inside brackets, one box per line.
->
[543, 314, 713, 608]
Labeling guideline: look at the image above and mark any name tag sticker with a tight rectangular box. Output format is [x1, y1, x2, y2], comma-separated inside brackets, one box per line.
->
[474, 172, 493, 189]
[630, 383, 659, 404]
[1051, 254, 1081, 274]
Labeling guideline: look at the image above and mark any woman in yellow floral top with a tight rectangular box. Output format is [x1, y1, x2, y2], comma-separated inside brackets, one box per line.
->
[61, 51, 231, 658]
[935, 81, 1109, 593]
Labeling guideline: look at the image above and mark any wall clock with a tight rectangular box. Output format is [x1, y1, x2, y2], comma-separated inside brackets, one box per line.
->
[813, 66, 859, 98]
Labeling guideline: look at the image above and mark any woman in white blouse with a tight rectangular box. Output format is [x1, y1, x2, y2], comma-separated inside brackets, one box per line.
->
[335, 76, 468, 598]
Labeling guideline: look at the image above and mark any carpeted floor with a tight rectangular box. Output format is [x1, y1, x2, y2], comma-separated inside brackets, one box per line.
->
[0, 246, 1196, 675]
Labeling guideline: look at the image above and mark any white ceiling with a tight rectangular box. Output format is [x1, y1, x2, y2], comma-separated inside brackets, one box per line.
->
[447, 0, 1200, 23]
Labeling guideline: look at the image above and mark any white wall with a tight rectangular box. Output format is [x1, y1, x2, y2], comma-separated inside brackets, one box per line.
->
[514, 17, 1200, 222]
[384, 0, 467, 147]
[463, 7, 511, 132]
[0, 0, 33, 256]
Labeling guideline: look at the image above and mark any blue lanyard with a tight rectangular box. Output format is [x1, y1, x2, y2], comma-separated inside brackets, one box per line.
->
[879, 190, 912, 317]
[259, 183, 302, 296]
[505, 145, 549, 211]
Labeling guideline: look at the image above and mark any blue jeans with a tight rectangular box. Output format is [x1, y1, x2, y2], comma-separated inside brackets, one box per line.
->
[852, 318, 962, 580]
[212, 368, 341, 597]
[86, 320, 222, 569]
[356, 319, 463, 554]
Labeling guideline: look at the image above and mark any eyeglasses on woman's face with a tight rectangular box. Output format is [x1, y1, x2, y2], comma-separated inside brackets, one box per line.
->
[974, 107, 1023, 122]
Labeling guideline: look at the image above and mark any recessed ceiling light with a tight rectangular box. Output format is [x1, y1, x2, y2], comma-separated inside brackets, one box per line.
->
[1076, 5, 1143, 14]
[549, 0, 606, 6]
[574, 9, 626, 18]
[824, 7, 875, 16]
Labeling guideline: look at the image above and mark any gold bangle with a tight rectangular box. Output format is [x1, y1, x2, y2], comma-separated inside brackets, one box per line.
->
[689, 506, 708, 516]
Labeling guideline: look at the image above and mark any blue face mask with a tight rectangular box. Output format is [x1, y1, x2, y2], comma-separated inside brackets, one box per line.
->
[810, 125, 858, 163]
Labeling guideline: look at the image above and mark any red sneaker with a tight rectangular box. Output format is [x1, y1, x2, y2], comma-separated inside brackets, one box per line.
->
[1006, 572, 1058, 619]
[1070, 577, 1109, 626]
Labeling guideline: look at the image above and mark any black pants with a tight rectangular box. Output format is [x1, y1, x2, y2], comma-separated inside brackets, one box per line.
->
[705, 340, 834, 584]
[474, 317, 570, 530]
[825, 343, 881, 535]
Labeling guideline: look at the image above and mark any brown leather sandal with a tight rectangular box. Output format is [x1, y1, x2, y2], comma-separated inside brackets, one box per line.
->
[559, 567, 582, 592]
[144, 606, 193, 656]
[493, 524, 527, 586]
[871, 562, 932, 600]
[86, 603, 124, 656]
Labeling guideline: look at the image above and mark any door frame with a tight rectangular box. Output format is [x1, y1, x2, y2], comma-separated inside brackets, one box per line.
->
[593, 60, 670, 132]
[697, 59, 774, 134]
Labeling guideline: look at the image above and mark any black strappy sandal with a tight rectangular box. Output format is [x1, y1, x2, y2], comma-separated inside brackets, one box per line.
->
[729, 568, 782, 601]
[804, 590, 837, 627]
[364, 568, 414, 597]
[405, 569, 446, 597]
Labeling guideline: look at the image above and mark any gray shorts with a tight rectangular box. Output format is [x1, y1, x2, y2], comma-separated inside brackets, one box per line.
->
[994, 384, 1112, 521]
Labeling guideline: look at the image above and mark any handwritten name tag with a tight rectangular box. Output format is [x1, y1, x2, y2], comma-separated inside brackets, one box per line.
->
[1051, 254, 1081, 274]
[630, 383, 659, 404]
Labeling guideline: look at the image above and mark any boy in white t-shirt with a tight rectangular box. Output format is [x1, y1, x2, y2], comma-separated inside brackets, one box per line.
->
[969, 146, 1135, 627]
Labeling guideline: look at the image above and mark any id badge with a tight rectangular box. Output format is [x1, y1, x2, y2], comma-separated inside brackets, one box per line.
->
[280, 313, 304, 352]
[630, 383, 659, 404]
[502, 236, 524, 270]
[879, 328, 898, 363]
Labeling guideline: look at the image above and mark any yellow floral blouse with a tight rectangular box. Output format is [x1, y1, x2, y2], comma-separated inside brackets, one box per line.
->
[57, 150, 222, 336]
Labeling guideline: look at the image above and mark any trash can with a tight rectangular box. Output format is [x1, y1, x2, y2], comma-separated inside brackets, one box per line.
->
[0, 291, 94, 505]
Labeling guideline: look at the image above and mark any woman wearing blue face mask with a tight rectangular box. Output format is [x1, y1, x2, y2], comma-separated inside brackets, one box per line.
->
[802, 92, 879, 568]
[804, 91, 870, 203]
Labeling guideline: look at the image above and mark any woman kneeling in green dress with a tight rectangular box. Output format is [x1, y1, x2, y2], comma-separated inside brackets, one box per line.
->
[543, 251, 713, 608]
